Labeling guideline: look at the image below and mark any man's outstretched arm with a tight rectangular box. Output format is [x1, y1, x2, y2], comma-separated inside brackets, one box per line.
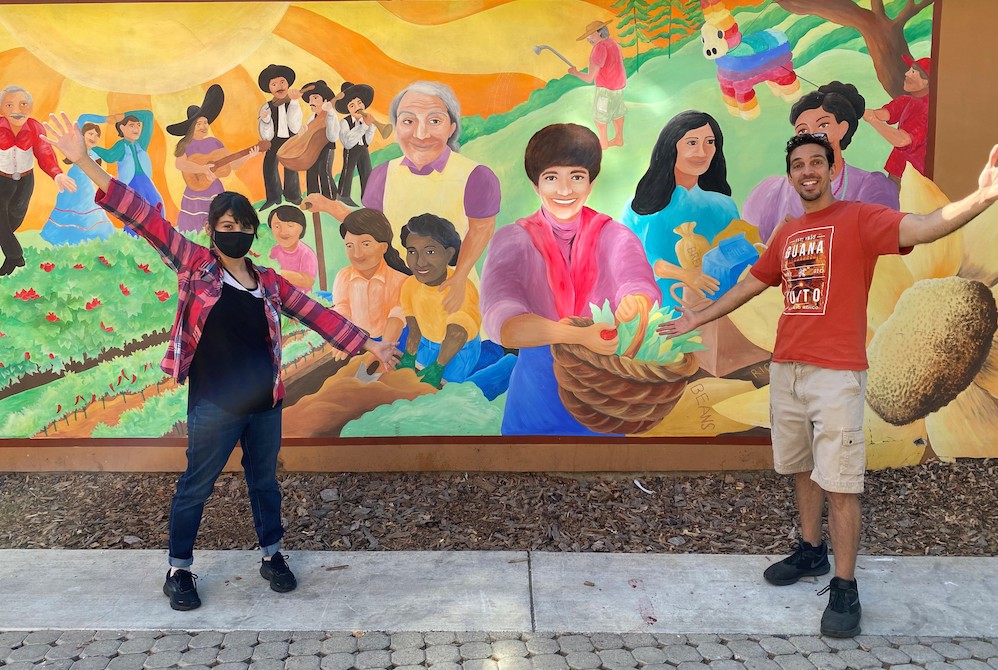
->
[657, 273, 770, 338]
[898, 144, 998, 247]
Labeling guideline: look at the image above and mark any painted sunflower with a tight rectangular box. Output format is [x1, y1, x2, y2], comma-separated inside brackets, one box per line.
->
[706, 165, 998, 465]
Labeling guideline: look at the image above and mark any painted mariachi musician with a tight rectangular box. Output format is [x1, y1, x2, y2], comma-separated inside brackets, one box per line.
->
[257, 63, 303, 210]
[168, 84, 264, 232]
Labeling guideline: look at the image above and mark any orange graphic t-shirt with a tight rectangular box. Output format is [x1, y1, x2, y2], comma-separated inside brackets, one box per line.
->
[751, 200, 907, 370]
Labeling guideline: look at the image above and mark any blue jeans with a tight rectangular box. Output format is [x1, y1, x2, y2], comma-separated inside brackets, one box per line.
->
[168, 400, 284, 567]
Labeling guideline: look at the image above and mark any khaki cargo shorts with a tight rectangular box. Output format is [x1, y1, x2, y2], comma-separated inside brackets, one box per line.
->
[769, 361, 867, 494]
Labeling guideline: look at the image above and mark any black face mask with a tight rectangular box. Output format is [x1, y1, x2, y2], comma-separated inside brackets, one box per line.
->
[213, 230, 254, 259]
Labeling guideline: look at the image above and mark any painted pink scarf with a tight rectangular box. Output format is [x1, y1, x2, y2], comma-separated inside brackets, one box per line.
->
[518, 207, 612, 319]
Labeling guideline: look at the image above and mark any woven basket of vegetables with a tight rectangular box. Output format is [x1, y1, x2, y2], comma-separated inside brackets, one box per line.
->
[551, 302, 703, 434]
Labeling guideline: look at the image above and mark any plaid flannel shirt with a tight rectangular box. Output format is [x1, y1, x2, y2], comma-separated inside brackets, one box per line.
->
[97, 179, 369, 406]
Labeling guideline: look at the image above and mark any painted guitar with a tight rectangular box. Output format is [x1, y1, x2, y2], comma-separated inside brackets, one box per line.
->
[183, 140, 270, 190]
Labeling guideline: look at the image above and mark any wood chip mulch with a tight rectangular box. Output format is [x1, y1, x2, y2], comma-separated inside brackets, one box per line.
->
[1, 460, 995, 556]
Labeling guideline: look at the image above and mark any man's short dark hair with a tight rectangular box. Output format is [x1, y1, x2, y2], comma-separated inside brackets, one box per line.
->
[785, 133, 835, 174]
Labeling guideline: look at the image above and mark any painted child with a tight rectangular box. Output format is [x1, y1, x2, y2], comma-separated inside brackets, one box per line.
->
[332, 208, 409, 362]
[267, 205, 318, 291]
[397, 213, 481, 389]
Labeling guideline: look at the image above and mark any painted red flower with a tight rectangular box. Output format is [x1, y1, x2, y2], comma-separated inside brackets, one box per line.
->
[24, 352, 30, 360]
[100, 321, 114, 332]
[137, 263, 151, 274]
[49, 353, 56, 359]
[56, 404, 62, 413]
[85, 298, 102, 310]
[155, 290, 170, 302]
[39, 262, 55, 272]
[98, 255, 111, 266]
[248, 250, 261, 258]
[73, 263, 85, 269]
[119, 283, 131, 296]
[45, 312, 60, 322]
[14, 288, 40, 300]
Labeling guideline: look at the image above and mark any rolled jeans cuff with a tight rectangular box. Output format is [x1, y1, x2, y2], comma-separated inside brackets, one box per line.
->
[168, 555, 194, 569]
[260, 540, 281, 557]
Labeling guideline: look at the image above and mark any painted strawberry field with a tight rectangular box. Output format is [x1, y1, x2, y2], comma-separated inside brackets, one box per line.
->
[0, 229, 336, 439]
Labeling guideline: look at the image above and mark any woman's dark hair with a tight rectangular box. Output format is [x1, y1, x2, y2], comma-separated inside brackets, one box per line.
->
[269, 205, 307, 238]
[174, 119, 201, 158]
[631, 110, 730, 216]
[114, 114, 142, 138]
[789, 81, 865, 150]
[207, 191, 260, 237]
[400, 213, 462, 267]
[524, 123, 602, 185]
[340, 208, 410, 275]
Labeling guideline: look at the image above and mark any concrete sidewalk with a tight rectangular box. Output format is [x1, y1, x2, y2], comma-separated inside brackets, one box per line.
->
[2, 550, 996, 636]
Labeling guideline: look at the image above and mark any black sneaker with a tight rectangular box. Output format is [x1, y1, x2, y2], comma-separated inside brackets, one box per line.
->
[763, 539, 831, 585]
[260, 552, 297, 592]
[163, 569, 201, 611]
[819, 576, 862, 638]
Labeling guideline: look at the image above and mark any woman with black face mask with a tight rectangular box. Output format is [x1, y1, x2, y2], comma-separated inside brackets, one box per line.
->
[42, 112, 399, 612]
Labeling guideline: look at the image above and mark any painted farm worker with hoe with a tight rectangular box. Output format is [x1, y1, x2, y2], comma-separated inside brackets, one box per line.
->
[43, 112, 400, 612]
[659, 133, 998, 637]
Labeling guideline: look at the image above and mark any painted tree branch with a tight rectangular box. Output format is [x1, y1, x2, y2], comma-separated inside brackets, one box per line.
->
[775, 0, 935, 98]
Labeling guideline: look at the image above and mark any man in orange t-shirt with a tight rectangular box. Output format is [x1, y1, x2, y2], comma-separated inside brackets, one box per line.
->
[659, 133, 998, 638]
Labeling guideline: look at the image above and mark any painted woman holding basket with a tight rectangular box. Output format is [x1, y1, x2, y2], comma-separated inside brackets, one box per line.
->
[480, 123, 660, 436]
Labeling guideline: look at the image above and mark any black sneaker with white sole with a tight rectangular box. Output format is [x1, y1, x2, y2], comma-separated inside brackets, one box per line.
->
[260, 552, 297, 592]
[819, 576, 862, 638]
[163, 569, 201, 611]
[763, 539, 831, 585]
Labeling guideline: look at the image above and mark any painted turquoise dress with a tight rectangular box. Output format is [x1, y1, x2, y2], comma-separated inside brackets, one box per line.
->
[622, 185, 739, 307]
[41, 147, 115, 245]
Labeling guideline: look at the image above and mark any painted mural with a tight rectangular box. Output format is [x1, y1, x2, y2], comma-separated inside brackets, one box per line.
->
[4, 0, 992, 467]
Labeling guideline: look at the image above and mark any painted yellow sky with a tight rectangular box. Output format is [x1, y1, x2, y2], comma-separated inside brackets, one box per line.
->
[304, 0, 613, 80]
[0, 3, 290, 93]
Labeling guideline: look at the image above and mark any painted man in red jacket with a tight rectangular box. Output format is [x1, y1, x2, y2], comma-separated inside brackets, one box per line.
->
[0, 85, 76, 275]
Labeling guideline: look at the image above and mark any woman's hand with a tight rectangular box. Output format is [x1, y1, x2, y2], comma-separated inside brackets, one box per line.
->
[54, 173, 77, 193]
[42, 113, 88, 165]
[614, 293, 651, 324]
[362, 339, 401, 371]
[438, 274, 467, 314]
[683, 270, 720, 298]
[302, 193, 351, 221]
[575, 321, 618, 356]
